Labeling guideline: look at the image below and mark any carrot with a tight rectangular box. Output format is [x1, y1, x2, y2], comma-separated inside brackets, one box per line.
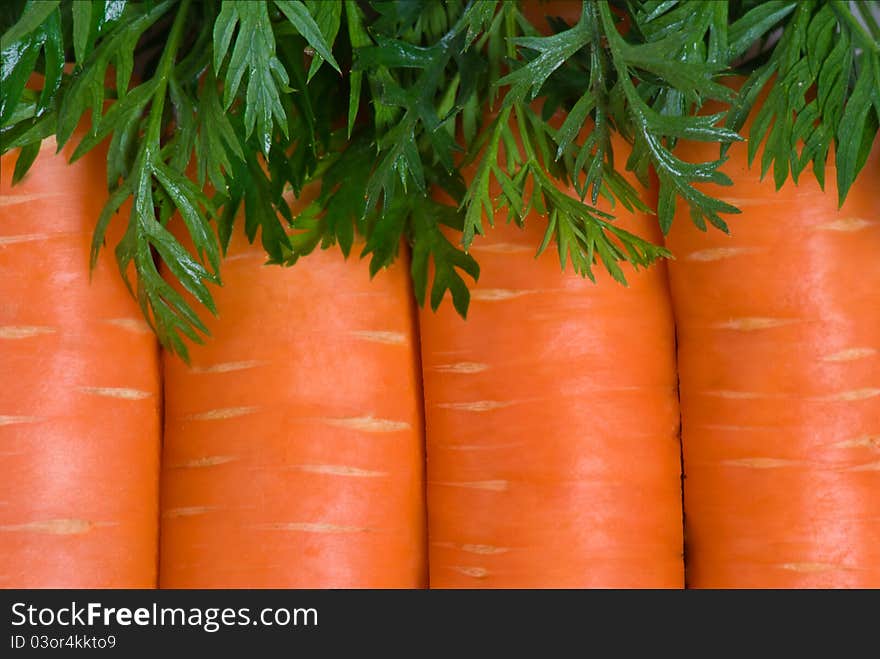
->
[0, 135, 162, 588]
[159, 192, 427, 588]
[667, 95, 880, 587]
[416, 0, 682, 591]
[419, 130, 684, 588]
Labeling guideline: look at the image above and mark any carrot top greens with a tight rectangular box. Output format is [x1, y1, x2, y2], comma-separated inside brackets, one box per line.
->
[1, 0, 877, 357]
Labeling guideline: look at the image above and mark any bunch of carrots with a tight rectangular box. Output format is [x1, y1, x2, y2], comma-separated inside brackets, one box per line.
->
[1, 1, 878, 590]
[3, 107, 877, 590]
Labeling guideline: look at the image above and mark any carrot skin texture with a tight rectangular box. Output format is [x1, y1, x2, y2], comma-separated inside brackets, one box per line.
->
[668, 118, 880, 587]
[0, 137, 162, 588]
[421, 2, 682, 587]
[159, 209, 427, 588]
[420, 143, 684, 588]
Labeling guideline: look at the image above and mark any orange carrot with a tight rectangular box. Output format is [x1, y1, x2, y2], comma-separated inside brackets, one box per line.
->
[419, 131, 684, 588]
[0, 135, 161, 588]
[523, 0, 582, 25]
[667, 97, 880, 587]
[159, 193, 427, 588]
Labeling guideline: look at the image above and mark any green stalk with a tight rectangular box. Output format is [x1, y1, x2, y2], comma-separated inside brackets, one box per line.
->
[831, 1, 879, 56]
[144, 0, 192, 150]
